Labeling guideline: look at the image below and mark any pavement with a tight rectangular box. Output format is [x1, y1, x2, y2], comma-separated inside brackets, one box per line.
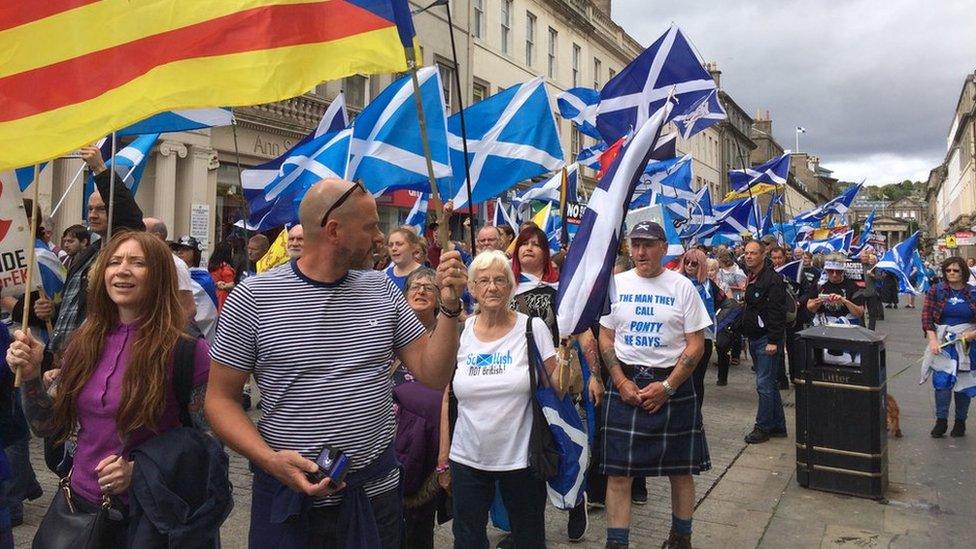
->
[14, 299, 975, 548]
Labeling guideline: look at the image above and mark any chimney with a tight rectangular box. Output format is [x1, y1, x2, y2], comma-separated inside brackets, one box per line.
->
[592, 0, 611, 17]
[753, 109, 772, 135]
[706, 61, 721, 89]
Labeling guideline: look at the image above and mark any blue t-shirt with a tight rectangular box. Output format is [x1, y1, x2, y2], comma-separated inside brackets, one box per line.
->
[941, 287, 973, 326]
[384, 264, 413, 292]
[690, 278, 716, 340]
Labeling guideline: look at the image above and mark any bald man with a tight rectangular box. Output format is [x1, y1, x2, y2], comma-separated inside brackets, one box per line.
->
[207, 179, 468, 548]
[475, 225, 501, 254]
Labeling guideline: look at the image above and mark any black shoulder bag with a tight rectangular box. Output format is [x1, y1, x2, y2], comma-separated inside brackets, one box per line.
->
[526, 317, 559, 481]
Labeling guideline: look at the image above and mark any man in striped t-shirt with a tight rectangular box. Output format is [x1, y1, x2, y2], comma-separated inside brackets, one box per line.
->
[206, 179, 467, 548]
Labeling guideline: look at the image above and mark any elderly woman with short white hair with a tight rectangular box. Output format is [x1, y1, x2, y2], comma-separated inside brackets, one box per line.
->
[447, 250, 558, 548]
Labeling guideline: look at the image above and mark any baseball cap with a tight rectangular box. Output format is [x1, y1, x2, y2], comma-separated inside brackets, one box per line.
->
[628, 220, 666, 241]
[170, 235, 201, 251]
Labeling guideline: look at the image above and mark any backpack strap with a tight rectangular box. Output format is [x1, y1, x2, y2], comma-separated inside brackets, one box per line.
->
[172, 336, 199, 428]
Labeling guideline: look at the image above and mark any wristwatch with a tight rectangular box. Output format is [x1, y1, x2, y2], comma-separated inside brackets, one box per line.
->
[661, 380, 677, 398]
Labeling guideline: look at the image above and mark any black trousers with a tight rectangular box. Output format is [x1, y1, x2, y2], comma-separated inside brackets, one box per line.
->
[692, 340, 714, 409]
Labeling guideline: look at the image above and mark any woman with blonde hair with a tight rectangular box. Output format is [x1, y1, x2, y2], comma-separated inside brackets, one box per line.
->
[6, 232, 211, 546]
[385, 227, 424, 291]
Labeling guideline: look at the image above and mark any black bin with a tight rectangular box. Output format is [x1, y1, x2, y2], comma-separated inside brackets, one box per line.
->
[795, 324, 888, 500]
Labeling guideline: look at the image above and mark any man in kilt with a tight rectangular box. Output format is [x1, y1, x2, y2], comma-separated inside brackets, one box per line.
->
[597, 221, 711, 549]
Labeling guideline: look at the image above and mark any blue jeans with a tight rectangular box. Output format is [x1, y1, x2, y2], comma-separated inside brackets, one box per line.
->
[450, 461, 546, 548]
[935, 389, 971, 420]
[750, 337, 786, 432]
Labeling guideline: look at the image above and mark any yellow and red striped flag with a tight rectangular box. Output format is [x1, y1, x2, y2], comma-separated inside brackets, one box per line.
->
[0, 0, 416, 171]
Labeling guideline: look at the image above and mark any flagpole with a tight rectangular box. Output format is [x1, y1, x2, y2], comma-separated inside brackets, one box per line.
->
[733, 141, 760, 239]
[230, 109, 255, 266]
[559, 167, 569, 246]
[106, 132, 118, 242]
[795, 128, 799, 153]
[440, 1, 477, 252]
[14, 165, 42, 387]
[50, 164, 87, 216]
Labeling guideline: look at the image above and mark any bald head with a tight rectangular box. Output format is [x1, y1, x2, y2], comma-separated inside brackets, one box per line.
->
[297, 178, 381, 271]
[299, 178, 363, 239]
[143, 217, 167, 240]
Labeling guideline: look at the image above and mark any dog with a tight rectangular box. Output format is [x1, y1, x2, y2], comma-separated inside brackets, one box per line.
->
[886, 394, 903, 437]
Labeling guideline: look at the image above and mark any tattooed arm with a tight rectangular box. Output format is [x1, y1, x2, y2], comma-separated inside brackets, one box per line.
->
[5, 330, 59, 437]
[598, 327, 641, 407]
[188, 383, 212, 433]
[665, 329, 705, 389]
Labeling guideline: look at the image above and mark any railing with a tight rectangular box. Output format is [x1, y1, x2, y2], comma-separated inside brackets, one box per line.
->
[239, 93, 331, 132]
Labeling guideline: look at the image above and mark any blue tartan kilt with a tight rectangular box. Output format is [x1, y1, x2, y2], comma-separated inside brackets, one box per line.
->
[600, 367, 711, 477]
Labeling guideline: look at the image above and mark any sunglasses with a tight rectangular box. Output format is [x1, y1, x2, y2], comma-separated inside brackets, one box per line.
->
[945, 268, 962, 273]
[684, 260, 699, 268]
[320, 181, 366, 227]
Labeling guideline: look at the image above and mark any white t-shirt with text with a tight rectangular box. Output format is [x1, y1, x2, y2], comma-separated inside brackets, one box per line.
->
[600, 268, 711, 369]
[450, 313, 555, 471]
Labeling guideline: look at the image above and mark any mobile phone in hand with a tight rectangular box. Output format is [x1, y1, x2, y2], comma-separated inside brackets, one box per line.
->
[306, 445, 350, 487]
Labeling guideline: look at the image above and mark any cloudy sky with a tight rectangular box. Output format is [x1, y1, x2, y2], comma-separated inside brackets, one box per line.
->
[613, 0, 976, 185]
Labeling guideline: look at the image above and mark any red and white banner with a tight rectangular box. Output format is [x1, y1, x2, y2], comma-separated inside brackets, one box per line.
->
[0, 177, 34, 298]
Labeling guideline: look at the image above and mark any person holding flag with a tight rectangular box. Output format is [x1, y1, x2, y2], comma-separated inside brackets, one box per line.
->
[598, 221, 710, 549]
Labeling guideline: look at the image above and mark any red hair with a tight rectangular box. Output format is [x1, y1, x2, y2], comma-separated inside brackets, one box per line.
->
[511, 226, 559, 283]
[679, 249, 708, 284]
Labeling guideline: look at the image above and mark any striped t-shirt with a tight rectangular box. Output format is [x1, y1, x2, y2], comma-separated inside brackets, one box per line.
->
[210, 261, 426, 506]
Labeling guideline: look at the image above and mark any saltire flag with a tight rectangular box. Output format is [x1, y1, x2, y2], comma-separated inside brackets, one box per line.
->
[85, 133, 159, 199]
[116, 108, 234, 136]
[772, 221, 801, 247]
[577, 142, 607, 170]
[876, 231, 921, 295]
[242, 96, 350, 230]
[555, 100, 672, 337]
[800, 230, 853, 254]
[776, 259, 804, 284]
[696, 197, 757, 244]
[443, 77, 563, 209]
[243, 128, 351, 231]
[652, 131, 678, 161]
[795, 182, 863, 224]
[515, 164, 579, 205]
[34, 238, 66, 302]
[672, 89, 726, 140]
[596, 24, 715, 144]
[0, 164, 48, 192]
[404, 191, 430, 235]
[660, 205, 685, 264]
[854, 208, 877, 250]
[729, 153, 791, 192]
[911, 250, 931, 293]
[493, 200, 519, 235]
[0, 0, 417, 171]
[556, 87, 602, 140]
[348, 67, 451, 194]
[678, 185, 716, 239]
[630, 154, 694, 207]
[761, 193, 783, 236]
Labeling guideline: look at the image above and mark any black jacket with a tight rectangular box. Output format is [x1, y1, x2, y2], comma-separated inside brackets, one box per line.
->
[128, 428, 233, 548]
[742, 264, 788, 344]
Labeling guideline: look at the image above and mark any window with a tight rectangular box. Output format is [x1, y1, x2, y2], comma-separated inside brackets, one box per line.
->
[525, 12, 536, 66]
[344, 74, 368, 111]
[572, 43, 581, 87]
[436, 59, 457, 113]
[570, 127, 580, 162]
[472, 79, 489, 103]
[473, 0, 483, 39]
[593, 58, 601, 88]
[500, 0, 512, 55]
[547, 27, 558, 78]
[608, 68, 616, 81]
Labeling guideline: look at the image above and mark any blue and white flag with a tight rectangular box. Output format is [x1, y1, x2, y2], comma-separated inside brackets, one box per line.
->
[577, 142, 606, 170]
[85, 133, 159, 196]
[404, 191, 430, 235]
[679, 185, 715, 238]
[0, 164, 48, 192]
[596, 24, 715, 143]
[795, 182, 863, 224]
[189, 267, 219, 343]
[116, 108, 233, 136]
[444, 77, 563, 209]
[911, 250, 930, 293]
[630, 154, 694, 207]
[557, 87, 602, 140]
[556, 99, 672, 337]
[515, 164, 578, 205]
[729, 153, 791, 191]
[493, 200, 519, 235]
[775, 259, 804, 284]
[876, 231, 921, 295]
[348, 67, 452, 194]
[242, 129, 351, 230]
[800, 230, 854, 255]
[34, 238, 66, 301]
[696, 197, 757, 244]
[761, 193, 782, 237]
[853, 208, 876, 253]
[241, 96, 350, 230]
[672, 89, 726, 140]
[651, 131, 678, 161]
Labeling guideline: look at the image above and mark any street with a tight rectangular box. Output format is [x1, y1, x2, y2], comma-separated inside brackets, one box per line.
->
[14, 302, 974, 548]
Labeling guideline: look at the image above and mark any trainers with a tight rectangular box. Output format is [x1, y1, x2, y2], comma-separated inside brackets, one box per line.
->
[567, 495, 589, 542]
[931, 418, 948, 438]
[631, 478, 648, 505]
[662, 530, 692, 549]
[496, 534, 515, 549]
[744, 427, 770, 444]
[951, 420, 966, 437]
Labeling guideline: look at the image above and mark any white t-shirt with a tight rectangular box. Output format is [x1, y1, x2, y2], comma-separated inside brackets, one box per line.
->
[450, 313, 555, 471]
[600, 269, 711, 369]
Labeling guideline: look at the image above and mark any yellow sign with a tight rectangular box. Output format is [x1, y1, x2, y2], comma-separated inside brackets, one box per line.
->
[945, 235, 957, 248]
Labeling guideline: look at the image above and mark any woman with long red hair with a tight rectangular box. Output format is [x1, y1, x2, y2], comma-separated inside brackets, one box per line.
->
[510, 226, 560, 339]
[6, 232, 210, 546]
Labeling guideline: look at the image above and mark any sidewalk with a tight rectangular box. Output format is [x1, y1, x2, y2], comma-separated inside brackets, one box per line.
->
[15, 305, 974, 548]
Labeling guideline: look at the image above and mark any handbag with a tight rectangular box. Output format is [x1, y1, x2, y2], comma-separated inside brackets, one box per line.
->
[526, 320, 560, 482]
[33, 473, 117, 549]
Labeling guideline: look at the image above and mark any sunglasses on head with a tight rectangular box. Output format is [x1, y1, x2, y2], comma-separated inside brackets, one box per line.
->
[320, 181, 366, 227]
